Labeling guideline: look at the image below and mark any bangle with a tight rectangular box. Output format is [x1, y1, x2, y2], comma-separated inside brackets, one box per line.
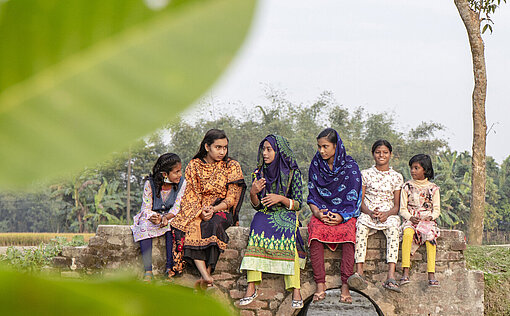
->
[250, 200, 261, 208]
[287, 199, 294, 210]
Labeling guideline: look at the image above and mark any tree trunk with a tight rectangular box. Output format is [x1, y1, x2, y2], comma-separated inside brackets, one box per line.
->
[454, 0, 487, 245]
[75, 187, 83, 233]
[83, 206, 88, 233]
[77, 212, 83, 233]
[126, 148, 132, 225]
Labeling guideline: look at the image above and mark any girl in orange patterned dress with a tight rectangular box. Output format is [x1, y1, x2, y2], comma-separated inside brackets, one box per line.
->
[171, 129, 246, 288]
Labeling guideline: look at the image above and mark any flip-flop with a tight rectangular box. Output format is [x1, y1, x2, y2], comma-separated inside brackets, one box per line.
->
[428, 279, 440, 287]
[347, 272, 368, 290]
[312, 291, 326, 303]
[382, 278, 401, 293]
[339, 294, 352, 304]
[399, 276, 410, 285]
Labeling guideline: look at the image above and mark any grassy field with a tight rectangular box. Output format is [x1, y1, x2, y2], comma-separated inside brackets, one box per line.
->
[465, 245, 510, 316]
[0, 233, 94, 246]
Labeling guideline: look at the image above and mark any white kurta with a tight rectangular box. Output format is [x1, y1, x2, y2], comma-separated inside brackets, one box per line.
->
[357, 166, 403, 231]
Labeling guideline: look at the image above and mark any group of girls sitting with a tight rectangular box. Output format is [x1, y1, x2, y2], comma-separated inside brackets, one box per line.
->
[130, 127, 441, 310]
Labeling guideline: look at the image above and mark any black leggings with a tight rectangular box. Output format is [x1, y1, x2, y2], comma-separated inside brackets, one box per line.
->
[139, 231, 173, 272]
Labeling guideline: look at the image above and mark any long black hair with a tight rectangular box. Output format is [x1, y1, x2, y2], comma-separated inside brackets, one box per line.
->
[317, 128, 338, 143]
[151, 153, 181, 198]
[409, 154, 434, 180]
[193, 129, 229, 162]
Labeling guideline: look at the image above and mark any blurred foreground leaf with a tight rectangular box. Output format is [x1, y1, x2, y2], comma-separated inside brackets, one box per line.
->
[0, 268, 233, 315]
[0, 0, 256, 188]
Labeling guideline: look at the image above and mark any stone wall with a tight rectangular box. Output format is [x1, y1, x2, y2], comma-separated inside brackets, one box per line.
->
[54, 225, 484, 316]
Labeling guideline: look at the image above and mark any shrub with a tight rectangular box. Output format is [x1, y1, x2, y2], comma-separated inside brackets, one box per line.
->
[0, 236, 87, 271]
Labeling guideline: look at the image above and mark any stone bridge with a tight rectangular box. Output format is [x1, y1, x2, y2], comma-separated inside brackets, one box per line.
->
[55, 225, 484, 315]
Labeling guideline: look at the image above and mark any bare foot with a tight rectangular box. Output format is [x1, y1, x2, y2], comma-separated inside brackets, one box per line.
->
[293, 288, 302, 301]
[243, 282, 256, 298]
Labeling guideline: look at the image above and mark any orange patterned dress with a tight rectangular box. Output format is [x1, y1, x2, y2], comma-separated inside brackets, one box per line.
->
[171, 158, 245, 270]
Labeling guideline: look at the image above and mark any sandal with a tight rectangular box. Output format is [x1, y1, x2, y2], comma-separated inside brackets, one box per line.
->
[143, 271, 154, 282]
[382, 278, 401, 293]
[399, 276, 410, 285]
[312, 291, 326, 303]
[339, 294, 352, 304]
[239, 289, 258, 306]
[291, 291, 303, 309]
[428, 279, 440, 287]
[164, 268, 175, 280]
[347, 272, 368, 290]
[292, 299, 304, 309]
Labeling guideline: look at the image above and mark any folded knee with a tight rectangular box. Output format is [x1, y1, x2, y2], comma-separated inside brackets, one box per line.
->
[403, 228, 414, 237]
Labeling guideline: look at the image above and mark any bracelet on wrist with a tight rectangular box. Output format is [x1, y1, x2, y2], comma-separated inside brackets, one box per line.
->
[250, 199, 261, 208]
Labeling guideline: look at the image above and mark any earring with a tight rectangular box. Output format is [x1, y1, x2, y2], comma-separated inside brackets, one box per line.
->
[163, 176, 171, 184]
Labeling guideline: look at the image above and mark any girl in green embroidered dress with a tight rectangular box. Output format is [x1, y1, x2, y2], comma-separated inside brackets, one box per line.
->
[239, 135, 306, 309]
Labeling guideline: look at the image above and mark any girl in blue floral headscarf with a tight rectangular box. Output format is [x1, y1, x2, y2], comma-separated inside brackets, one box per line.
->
[307, 128, 362, 304]
[239, 135, 306, 309]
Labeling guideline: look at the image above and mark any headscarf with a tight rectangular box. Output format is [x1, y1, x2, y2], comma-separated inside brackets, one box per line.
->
[307, 130, 362, 217]
[254, 135, 299, 197]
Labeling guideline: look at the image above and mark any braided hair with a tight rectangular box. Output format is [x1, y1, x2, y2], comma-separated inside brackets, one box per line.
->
[151, 153, 181, 198]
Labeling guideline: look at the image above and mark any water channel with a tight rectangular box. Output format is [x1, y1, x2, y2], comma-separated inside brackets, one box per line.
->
[299, 289, 381, 316]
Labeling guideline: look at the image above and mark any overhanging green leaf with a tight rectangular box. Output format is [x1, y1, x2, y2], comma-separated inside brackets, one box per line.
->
[0, 0, 256, 188]
[0, 268, 233, 315]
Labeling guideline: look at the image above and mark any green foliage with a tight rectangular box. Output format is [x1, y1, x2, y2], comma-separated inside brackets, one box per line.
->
[0, 1, 252, 313]
[434, 151, 471, 228]
[83, 178, 123, 227]
[2, 89, 510, 235]
[0, 188, 67, 232]
[0, 0, 256, 189]
[0, 268, 233, 316]
[465, 245, 510, 315]
[168, 90, 448, 226]
[0, 236, 86, 271]
[467, 0, 507, 34]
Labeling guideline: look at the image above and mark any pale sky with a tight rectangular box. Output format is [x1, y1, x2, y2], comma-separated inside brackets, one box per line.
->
[191, 0, 510, 162]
